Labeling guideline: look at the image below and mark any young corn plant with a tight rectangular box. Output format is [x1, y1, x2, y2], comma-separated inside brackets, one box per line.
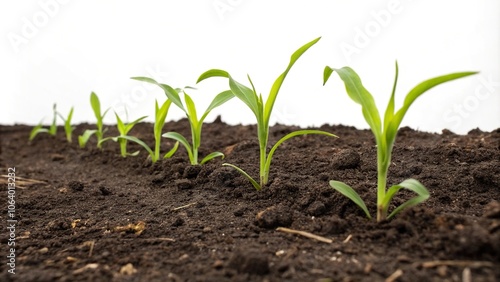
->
[323, 62, 477, 221]
[115, 100, 178, 163]
[197, 37, 336, 190]
[99, 113, 148, 157]
[131, 77, 234, 165]
[57, 107, 75, 143]
[78, 92, 110, 149]
[29, 104, 58, 142]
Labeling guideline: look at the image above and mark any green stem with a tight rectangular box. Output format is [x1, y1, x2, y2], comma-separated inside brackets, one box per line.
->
[376, 144, 391, 222]
[119, 140, 127, 157]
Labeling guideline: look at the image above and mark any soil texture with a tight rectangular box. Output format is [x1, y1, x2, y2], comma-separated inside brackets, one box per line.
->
[1, 119, 499, 282]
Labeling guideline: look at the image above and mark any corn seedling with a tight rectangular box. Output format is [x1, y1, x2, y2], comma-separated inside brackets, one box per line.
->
[115, 100, 178, 163]
[78, 92, 110, 149]
[132, 77, 234, 165]
[57, 107, 75, 143]
[323, 62, 477, 221]
[99, 113, 148, 157]
[29, 104, 58, 142]
[197, 37, 336, 190]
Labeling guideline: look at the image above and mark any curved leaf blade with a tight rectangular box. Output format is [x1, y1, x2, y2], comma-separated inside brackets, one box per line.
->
[163, 141, 179, 159]
[264, 37, 320, 124]
[115, 135, 154, 157]
[162, 132, 194, 162]
[223, 163, 261, 191]
[200, 151, 224, 164]
[200, 90, 234, 123]
[329, 180, 372, 219]
[265, 130, 337, 174]
[327, 66, 382, 138]
[196, 69, 230, 83]
[386, 178, 430, 219]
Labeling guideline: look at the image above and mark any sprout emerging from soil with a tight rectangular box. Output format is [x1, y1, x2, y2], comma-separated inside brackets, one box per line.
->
[78, 92, 110, 149]
[99, 113, 147, 157]
[116, 99, 178, 163]
[323, 61, 477, 221]
[197, 37, 337, 190]
[131, 78, 233, 165]
[29, 103, 58, 142]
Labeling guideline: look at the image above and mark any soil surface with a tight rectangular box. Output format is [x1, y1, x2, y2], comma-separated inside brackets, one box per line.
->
[1, 119, 499, 282]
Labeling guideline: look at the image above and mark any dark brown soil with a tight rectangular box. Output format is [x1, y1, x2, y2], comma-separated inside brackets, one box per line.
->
[1, 119, 499, 282]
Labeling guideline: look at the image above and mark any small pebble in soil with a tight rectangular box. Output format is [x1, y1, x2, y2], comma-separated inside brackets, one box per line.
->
[68, 181, 84, 192]
[307, 201, 326, 216]
[483, 200, 500, 218]
[183, 165, 201, 179]
[331, 149, 361, 169]
[255, 205, 293, 229]
[228, 249, 270, 275]
[175, 179, 193, 190]
[98, 186, 111, 196]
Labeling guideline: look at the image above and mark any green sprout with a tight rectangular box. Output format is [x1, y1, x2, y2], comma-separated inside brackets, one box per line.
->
[197, 37, 337, 190]
[57, 107, 75, 143]
[323, 62, 477, 221]
[99, 113, 148, 157]
[29, 104, 58, 142]
[78, 92, 110, 149]
[115, 100, 178, 163]
[132, 77, 234, 165]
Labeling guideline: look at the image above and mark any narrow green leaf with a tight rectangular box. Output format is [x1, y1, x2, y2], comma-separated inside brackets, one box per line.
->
[327, 67, 382, 139]
[163, 141, 179, 159]
[329, 180, 372, 219]
[228, 75, 260, 118]
[323, 66, 334, 85]
[387, 71, 478, 145]
[200, 90, 234, 123]
[29, 125, 49, 142]
[90, 92, 101, 121]
[123, 115, 148, 135]
[265, 130, 337, 175]
[184, 92, 199, 127]
[223, 163, 261, 191]
[116, 135, 154, 157]
[196, 69, 230, 83]
[115, 113, 126, 134]
[162, 132, 194, 162]
[264, 37, 320, 125]
[78, 129, 97, 148]
[131, 77, 185, 112]
[383, 61, 399, 133]
[200, 151, 224, 164]
[386, 179, 430, 219]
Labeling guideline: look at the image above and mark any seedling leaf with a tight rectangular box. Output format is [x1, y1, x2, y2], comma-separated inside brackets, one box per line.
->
[223, 163, 261, 191]
[78, 129, 97, 148]
[163, 141, 179, 159]
[162, 132, 194, 162]
[200, 151, 224, 164]
[329, 180, 371, 219]
[385, 179, 430, 219]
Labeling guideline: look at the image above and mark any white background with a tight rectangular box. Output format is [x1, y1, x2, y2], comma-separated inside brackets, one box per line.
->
[1, 0, 499, 134]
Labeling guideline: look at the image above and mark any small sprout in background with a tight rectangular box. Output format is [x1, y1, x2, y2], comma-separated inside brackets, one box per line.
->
[197, 37, 337, 190]
[57, 107, 75, 143]
[99, 113, 148, 157]
[29, 104, 58, 142]
[323, 61, 477, 221]
[117, 99, 178, 163]
[78, 92, 110, 149]
[132, 77, 234, 165]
